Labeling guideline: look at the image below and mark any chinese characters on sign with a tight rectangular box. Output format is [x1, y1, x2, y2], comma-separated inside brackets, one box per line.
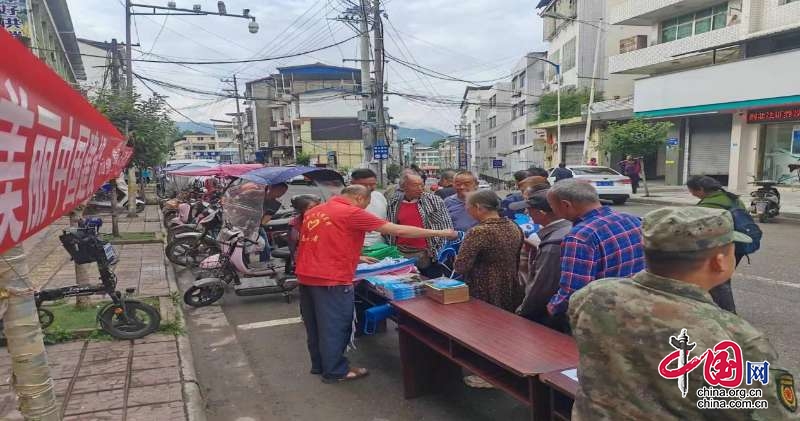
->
[747, 107, 800, 124]
[0, 28, 131, 254]
[373, 144, 389, 161]
[0, 0, 29, 39]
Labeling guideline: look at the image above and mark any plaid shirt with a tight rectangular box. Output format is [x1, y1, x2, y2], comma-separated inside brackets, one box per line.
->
[386, 191, 453, 260]
[547, 206, 644, 316]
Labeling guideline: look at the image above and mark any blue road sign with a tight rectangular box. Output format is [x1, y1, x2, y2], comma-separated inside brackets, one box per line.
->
[666, 137, 679, 147]
[492, 159, 503, 169]
[373, 145, 389, 160]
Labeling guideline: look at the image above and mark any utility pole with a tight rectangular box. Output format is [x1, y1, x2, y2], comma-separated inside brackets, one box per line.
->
[373, 0, 386, 184]
[582, 18, 603, 164]
[226, 74, 246, 163]
[124, 0, 138, 218]
[359, 0, 373, 169]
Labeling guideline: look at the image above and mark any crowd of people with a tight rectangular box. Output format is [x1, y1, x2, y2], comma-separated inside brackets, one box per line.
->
[288, 165, 797, 419]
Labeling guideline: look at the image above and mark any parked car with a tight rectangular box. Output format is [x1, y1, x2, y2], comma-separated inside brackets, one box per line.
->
[547, 165, 632, 205]
[478, 180, 491, 190]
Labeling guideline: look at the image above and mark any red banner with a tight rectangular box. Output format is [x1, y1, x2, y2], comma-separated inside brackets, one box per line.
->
[0, 29, 132, 254]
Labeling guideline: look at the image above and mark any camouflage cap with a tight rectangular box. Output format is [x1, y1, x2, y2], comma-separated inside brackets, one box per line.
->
[642, 207, 752, 252]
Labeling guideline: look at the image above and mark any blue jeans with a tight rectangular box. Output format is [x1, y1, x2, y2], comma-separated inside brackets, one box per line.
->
[299, 284, 354, 381]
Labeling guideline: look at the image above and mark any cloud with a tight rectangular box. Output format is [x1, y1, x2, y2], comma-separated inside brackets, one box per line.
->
[66, 0, 545, 132]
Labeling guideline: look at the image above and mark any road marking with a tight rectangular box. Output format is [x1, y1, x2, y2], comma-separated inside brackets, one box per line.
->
[237, 316, 303, 331]
[736, 274, 800, 289]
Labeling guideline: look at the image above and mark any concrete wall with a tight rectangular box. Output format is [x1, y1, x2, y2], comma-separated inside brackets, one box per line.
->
[298, 91, 361, 119]
[29, 0, 76, 83]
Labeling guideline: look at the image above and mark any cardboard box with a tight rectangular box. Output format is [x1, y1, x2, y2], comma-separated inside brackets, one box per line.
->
[424, 283, 470, 304]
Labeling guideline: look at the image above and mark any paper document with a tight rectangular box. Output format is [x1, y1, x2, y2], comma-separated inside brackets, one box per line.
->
[561, 368, 578, 382]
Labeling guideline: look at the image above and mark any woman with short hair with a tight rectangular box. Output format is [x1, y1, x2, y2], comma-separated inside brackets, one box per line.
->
[453, 190, 524, 312]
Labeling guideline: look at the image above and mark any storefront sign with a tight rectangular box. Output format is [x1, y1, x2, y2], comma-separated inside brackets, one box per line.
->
[0, 0, 30, 40]
[0, 29, 131, 254]
[747, 107, 800, 124]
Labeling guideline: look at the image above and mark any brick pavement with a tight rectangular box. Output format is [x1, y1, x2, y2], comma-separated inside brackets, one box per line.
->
[0, 334, 188, 421]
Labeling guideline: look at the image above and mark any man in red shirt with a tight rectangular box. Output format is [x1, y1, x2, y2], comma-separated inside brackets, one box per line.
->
[386, 173, 453, 277]
[296, 185, 455, 383]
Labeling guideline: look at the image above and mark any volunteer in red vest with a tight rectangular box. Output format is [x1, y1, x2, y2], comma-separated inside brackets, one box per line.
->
[296, 185, 456, 383]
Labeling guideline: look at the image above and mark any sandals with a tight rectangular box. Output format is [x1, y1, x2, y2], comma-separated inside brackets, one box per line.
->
[321, 367, 369, 384]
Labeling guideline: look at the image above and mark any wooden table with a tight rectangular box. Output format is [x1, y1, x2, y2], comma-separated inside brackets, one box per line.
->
[392, 297, 579, 421]
[540, 369, 578, 421]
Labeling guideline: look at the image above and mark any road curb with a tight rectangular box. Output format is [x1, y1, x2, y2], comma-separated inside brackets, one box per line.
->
[160, 204, 207, 421]
[628, 197, 800, 225]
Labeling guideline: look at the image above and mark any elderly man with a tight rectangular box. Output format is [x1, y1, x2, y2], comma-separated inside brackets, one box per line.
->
[350, 168, 386, 246]
[510, 189, 571, 324]
[387, 172, 454, 277]
[569, 207, 796, 419]
[546, 179, 645, 332]
[500, 170, 530, 219]
[434, 170, 456, 199]
[444, 171, 480, 232]
[296, 185, 455, 383]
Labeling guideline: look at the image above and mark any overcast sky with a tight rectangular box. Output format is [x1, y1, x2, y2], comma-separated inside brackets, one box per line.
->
[66, 0, 546, 133]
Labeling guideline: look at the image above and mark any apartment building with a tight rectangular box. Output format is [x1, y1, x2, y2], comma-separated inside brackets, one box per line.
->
[536, 0, 644, 168]
[608, 0, 800, 190]
[2, 0, 85, 86]
[244, 64, 363, 166]
[172, 131, 240, 163]
[460, 86, 490, 174]
[413, 146, 441, 172]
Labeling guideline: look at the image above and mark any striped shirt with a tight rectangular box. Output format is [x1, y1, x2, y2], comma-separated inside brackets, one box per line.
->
[547, 206, 645, 316]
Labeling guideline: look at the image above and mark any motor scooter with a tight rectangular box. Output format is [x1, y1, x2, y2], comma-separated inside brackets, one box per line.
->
[180, 166, 345, 307]
[749, 180, 781, 223]
[89, 173, 145, 213]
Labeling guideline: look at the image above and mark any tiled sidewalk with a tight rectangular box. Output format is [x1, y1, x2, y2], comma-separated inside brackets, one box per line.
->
[0, 334, 188, 420]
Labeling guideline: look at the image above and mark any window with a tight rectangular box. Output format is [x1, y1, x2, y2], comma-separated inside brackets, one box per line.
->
[518, 71, 526, 89]
[476, 123, 481, 134]
[476, 140, 481, 151]
[489, 137, 497, 148]
[548, 50, 560, 81]
[489, 95, 497, 108]
[661, 2, 728, 43]
[518, 131, 526, 145]
[518, 100, 527, 116]
[511, 76, 518, 91]
[474, 109, 480, 120]
[512, 131, 518, 146]
[489, 116, 496, 128]
[562, 38, 576, 71]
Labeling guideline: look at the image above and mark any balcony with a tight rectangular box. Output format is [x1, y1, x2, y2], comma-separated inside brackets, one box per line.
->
[608, 25, 741, 74]
[610, 0, 724, 26]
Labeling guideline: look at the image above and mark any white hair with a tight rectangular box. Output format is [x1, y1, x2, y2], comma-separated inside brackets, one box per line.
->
[549, 179, 599, 204]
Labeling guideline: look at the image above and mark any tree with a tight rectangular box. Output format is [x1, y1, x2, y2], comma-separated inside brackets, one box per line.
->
[295, 152, 311, 166]
[386, 163, 401, 183]
[600, 118, 673, 196]
[430, 139, 445, 149]
[92, 89, 177, 225]
[536, 88, 603, 124]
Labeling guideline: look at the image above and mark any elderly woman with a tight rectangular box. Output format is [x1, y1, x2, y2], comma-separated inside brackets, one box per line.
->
[453, 190, 524, 312]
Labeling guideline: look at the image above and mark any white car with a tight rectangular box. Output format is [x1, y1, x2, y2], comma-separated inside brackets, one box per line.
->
[478, 180, 491, 190]
[548, 165, 632, 205]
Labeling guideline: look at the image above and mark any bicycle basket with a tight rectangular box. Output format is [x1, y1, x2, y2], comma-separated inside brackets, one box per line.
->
[59, 228, 106, 264]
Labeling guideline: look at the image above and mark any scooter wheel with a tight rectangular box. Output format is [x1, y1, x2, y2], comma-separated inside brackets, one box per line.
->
[98, 300, 161, 340]
[184, 285, 224, 307]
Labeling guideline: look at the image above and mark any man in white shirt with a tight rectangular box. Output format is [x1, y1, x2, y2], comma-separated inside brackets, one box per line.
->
[350, 169, 387, 246]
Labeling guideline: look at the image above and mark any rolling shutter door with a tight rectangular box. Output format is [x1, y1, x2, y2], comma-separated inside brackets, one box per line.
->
[689, 115, 732, 176]
[562, 142, 584, 165]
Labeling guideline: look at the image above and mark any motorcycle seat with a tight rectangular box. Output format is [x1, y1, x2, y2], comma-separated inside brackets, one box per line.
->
[264, 217, 292, 232]
[271, 247, 291, 259]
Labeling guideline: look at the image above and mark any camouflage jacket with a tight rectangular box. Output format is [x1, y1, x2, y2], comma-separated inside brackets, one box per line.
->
[568, 271, 799, 420]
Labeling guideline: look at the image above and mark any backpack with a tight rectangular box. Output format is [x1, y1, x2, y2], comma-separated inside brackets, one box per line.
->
[729, 207, 762, 256]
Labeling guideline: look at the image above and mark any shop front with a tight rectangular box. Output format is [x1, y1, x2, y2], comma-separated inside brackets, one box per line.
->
[748, 106, 800, 184]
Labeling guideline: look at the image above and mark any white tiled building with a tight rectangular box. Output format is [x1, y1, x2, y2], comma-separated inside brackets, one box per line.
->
[608, 0, 800, 190]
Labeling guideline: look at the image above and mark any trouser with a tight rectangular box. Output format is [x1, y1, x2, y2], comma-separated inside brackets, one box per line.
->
[629, 175, 640, 194]
[299, 284, 354, 380]
[709, 254, 744, 314]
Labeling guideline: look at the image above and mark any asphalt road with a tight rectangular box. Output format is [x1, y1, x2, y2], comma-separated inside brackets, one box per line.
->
[177, 203, 800, 421]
